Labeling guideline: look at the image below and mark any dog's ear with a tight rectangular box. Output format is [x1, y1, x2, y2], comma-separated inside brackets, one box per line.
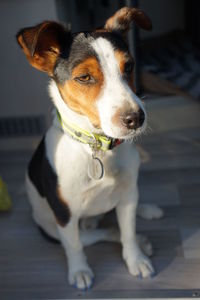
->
[104, 7, 152, 36]
[16, 21, 72, 75]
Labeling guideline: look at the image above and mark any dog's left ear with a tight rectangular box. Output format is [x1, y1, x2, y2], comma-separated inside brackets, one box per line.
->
[16, 21, 72, 75]
[104, 7, 152, 36]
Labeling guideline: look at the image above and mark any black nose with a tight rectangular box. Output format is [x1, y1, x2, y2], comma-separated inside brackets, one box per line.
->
[122, 109, 145, 130]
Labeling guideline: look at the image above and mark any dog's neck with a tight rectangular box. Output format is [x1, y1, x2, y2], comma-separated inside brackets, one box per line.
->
[49, 80, 103, 135]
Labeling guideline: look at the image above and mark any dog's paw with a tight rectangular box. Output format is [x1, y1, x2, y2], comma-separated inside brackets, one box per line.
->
[125, 251, 155, 278]
[69, 268, 94, 290]
[137, 204, 164, 220]
[137, 234, 153, 257]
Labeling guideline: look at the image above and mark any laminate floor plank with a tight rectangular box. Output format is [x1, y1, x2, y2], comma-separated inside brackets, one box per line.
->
[1, 96, 200, 299]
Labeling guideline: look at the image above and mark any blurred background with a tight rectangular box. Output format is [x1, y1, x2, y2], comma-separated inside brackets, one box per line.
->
[1, 0, 200, 299]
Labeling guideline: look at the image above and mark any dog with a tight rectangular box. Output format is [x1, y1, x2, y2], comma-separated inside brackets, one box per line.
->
[16, 7, 163, 290]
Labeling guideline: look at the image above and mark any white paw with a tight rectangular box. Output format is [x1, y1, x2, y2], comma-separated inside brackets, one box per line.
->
[69, 268, 94, 290]
[124, 250, 155, 278]
[137, 234, 153, 257]
[137, 204, 164, 220]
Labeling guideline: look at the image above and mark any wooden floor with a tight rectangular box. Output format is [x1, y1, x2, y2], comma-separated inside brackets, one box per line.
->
[1, 96, 200, 299]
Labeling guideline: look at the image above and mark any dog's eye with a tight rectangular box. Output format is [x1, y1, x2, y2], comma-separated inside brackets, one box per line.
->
[124, 61, 134, 76]
[75, 74, 94, 84]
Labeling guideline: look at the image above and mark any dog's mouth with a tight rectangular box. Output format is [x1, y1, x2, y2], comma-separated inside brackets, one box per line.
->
[101, 108, 147, 141]
[109, 124, 146, 141]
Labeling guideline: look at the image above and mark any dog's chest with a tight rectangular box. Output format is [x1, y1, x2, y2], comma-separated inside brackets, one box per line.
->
[58, 145, 120, 216]
[47, 128, 139, 217]
[79, 153, 121, 216]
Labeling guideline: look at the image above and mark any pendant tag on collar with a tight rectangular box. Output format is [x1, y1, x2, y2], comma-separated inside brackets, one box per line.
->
[88, 154, 104, 180]
[87, 134, 104, 180]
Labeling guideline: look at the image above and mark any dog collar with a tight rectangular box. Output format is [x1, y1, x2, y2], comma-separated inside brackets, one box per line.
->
[56, 110, 123, 151]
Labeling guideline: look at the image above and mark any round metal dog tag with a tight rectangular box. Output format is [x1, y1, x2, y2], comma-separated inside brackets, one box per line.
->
[88, 156, 104, 180]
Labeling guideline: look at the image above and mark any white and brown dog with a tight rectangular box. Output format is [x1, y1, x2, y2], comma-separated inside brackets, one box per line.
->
[16, 7, 163, 290]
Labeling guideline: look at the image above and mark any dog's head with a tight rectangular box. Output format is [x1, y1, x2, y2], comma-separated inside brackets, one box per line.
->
[16, 7, 152, 139]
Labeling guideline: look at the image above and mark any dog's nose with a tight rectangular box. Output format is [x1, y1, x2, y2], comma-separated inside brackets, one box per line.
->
[122, 109, 145, 130]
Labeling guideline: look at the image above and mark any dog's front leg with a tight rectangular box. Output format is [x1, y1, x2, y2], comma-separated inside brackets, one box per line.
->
[57, 217, 94, 290]
[116, 185, 155, 278]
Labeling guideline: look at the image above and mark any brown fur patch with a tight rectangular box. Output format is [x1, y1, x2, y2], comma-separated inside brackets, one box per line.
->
[16, 21, 70, 75]
[56, 187, 71, 227]
[58, 57, 104, 128]
[111, 105, 133, 128]
[111, 50, 138, 128]
[105, 7, 152, 33]
[95, 28, 108, 33]
[128, 72, 136, 93]
[26, 50, 58, 75]
[111, 107, 123, 127]
[114, 50, 136, 92]
[115, 50, 128, 74]
[56, 217, 67, 227]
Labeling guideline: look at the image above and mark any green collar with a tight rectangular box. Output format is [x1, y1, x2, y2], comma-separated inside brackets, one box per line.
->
[56, 110, 123, 151]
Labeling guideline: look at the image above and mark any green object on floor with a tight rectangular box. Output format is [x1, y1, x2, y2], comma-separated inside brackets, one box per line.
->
[0, 177, 12, 211]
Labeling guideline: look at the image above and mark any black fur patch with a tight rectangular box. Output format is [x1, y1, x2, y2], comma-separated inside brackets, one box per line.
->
[53, 30, 129, 84]
[92, 30, 129, 52]
[28, 138, 70, 227]
[53, 32, 96, 84]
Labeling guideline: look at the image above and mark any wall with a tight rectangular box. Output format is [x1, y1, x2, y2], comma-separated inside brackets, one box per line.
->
[0, 0, 57, 119]
[140, 0, 185, 39]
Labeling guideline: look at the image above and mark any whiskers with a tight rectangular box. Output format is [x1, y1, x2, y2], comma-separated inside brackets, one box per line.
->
[123, 122, 153, 144]
[142, 124, 153, 136]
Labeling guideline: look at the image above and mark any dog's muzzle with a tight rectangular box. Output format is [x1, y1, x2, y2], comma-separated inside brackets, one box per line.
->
[121, 108, 145, 130]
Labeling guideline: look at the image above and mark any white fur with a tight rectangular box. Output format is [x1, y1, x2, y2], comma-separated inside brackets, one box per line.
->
[91, 37, 146, 139]
[49, 80, 101, 135]
[26, 36, 163, 290]
[137, 204, 164, 220]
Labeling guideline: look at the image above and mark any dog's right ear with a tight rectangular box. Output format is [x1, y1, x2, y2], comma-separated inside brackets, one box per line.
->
[105, 7, 152, 37]
[16, 21, 72, 75]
